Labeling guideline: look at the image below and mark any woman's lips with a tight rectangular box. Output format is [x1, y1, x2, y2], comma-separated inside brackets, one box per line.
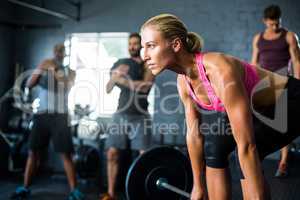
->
[148, 63, 156, 69]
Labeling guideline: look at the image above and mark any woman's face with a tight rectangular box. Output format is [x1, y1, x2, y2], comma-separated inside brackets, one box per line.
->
[141, 26, 175, 76]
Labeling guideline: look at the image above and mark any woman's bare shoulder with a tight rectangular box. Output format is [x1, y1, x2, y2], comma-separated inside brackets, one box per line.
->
[202, 52, 238, 72]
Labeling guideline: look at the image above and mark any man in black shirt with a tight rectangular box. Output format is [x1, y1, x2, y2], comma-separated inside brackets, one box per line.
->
[102, 33, 154, 200]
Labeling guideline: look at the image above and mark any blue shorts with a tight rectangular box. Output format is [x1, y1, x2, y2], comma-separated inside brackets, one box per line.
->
[105, 113, 152, 151]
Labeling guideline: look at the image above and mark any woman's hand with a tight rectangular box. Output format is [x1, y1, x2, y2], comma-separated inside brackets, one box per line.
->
[190, 185, 207, 200]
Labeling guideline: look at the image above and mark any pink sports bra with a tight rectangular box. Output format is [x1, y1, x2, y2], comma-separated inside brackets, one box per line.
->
[184, 52, 260, 112]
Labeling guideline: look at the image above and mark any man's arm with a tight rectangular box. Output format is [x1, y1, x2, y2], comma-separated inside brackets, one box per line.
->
[177, 75, 206, 195]
[106, 78, 116, 94]
[61, 68, 76, 88]
[113, 64, 155, 93]
[48, 66, 76, 90]
[68, 69, 76, 86]
[251, 33, 261, 66]
[208, 53, 264, 199]
[287, 32, 300, 79]
[26, 59, 53, 89]
[106, 63, 129, 93]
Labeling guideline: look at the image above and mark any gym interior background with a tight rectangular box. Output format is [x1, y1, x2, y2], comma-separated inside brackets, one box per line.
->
[0, 0, 300, 200]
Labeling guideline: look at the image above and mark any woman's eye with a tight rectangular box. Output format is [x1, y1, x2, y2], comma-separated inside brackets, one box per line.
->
[147, 44, 155, 49]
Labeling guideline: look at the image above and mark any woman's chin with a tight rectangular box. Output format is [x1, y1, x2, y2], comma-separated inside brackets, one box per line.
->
[150, 67, 164, 76]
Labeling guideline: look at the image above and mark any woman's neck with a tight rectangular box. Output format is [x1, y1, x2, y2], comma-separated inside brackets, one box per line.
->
[169, 51, 198, 79]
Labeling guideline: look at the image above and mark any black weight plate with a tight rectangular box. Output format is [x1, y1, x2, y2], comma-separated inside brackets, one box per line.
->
[126, 146, 192, 200]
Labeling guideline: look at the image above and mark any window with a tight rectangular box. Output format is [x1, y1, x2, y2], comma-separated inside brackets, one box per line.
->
[65, 33, 155, 117]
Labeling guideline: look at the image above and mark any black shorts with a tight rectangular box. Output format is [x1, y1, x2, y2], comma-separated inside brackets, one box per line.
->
[28, 113, 74, 153]
[200, 110, 235, 168]
[200, 76, 300, 178]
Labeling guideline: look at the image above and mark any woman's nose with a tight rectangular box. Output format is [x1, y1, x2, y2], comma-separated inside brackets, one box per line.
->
[141, 48, 149, 61]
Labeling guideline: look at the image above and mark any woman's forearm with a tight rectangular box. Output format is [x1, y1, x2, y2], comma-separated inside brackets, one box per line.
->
[238, 143, 265, 199]
[186, 132, 205, 187]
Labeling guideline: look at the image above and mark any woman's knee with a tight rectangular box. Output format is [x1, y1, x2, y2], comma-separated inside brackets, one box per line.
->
[107, 148, 120, 162]
[206, 166, 231, 186]
[60, 153, 72, 161]
[206, 167, 231, 200]
[28, 151, 40, 160]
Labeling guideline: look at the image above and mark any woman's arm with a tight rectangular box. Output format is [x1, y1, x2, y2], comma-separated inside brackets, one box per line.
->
[177, 75, 206, 195]
[206, 53, 265, 199]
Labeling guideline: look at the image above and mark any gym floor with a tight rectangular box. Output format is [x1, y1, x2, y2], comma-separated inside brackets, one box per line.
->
[1, 158, 300, 200]
[231, 158, 300, 200]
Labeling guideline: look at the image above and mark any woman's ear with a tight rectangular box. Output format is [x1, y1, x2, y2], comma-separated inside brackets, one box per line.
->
[172, 37, 182, 53]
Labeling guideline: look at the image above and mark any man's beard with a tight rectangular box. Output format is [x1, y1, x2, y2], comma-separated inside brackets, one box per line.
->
[129, 50, 140, 57]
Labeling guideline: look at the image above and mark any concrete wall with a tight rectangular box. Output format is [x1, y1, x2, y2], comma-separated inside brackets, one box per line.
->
[11, 0, 300, 146]
[0, 1, 16, 96]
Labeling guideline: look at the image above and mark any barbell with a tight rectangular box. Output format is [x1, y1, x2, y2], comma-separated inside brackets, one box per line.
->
[126, 146, 193, 200]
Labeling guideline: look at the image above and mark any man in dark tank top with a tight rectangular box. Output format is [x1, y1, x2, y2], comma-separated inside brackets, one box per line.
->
[251, 4, 300, 178]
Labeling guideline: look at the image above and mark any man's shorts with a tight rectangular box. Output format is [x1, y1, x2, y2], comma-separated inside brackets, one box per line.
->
[28, 113, 74, 153]
[105, 113, 152, 151]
